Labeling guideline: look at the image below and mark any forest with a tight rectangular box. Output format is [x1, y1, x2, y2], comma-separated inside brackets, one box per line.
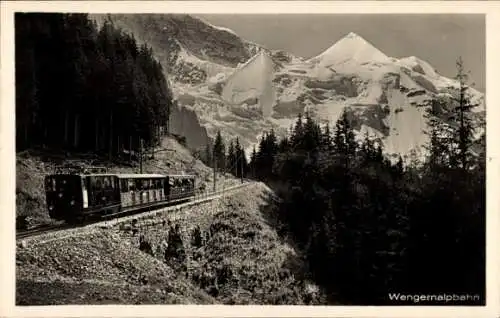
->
[202, 131, 249, 180]
[244, 60, 486, 305]
[15, 13, 172, 156]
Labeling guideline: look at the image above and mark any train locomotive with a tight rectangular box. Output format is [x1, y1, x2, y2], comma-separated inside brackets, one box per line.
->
[44, 171, 196, 223]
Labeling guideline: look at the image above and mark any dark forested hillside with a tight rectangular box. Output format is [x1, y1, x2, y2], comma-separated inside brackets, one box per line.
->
[15, 13, 173, 155]
[249, 59, 486, 305]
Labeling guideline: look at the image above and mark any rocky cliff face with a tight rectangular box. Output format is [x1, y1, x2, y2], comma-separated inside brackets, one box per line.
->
[94, 14, 485, 161]
[169, 102, 210, 151]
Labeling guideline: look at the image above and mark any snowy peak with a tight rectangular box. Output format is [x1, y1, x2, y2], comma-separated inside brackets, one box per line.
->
[311, 32, 390, 67]
[221, 50, 275, 118]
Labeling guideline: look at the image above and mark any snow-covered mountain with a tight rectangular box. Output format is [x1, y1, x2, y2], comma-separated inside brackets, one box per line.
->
[93, 14, 485, 161]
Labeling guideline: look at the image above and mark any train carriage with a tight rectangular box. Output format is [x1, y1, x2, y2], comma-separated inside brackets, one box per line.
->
[44, 171, 197, 224]
[45, 173, 121, 222]
[166, 174, 196, 203]
[117, 174, 166, 210]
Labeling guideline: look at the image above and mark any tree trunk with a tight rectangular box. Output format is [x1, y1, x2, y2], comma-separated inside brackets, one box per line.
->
[64, 111, 69, 146]
[73, 114, 79, 148]
[95, 118, 99, 151]
[129, 135, 132, 162]
[24, 121, 29, 147]
[109, 112, 113, 161]
[43, 126, 48, 149]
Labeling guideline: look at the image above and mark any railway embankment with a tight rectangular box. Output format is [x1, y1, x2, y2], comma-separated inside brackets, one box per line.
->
[16, 182, 325, 305]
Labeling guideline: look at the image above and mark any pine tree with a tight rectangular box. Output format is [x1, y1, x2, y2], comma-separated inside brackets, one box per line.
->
[249, 145, 257, 178]
[321, 122, 332, 151]
[424, 96, 453, 171]
[227, 140, 236, 176]
[333, 110, 357, 164]
[234, 138, 243, 178]
[449, 57, 479, 171]
[213, 131, 226, 172]
[290, 113, 304, 148]
[204, 143, 212, 168]
[303, 112, 322, 153]
[15, 13, 173, 156]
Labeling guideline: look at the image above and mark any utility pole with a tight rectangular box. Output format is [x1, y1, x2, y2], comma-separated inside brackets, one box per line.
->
[240, 152, 244, 184]
[213, 154, 217, 193]
[139, 138, 143, 174]
[129, 136, 132, 163]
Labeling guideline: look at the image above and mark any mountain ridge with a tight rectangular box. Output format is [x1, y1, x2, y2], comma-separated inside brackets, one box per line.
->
[93, 14, 485, 162]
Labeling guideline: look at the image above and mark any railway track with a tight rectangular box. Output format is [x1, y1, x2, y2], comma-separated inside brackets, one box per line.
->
[16, 181, 253, 241]
[16, 224, 71, 240]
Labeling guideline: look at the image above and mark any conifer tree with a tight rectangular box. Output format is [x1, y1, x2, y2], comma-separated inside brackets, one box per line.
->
[227, 140, 236, 175]
[15, 13, 173, 156]
[204, 143, 212, 168]
[234, 138, 243, 178]
[321, 123, 332, 151]
[249, 145, 257, 178]
[290, 113, 304, 148]
[333, 110, 357, 159]
[213, 131, 226, 172]
[449, 57, 479, 171]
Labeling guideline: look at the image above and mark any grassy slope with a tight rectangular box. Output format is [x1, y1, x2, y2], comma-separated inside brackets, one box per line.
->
[16, 183, 326, 305]
[16, 136, 239, 225]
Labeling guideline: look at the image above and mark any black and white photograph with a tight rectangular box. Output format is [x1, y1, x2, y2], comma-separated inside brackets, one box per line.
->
[1, 1, 497, 316]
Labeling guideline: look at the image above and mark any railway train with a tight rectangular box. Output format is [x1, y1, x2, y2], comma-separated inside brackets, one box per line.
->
[44, 171, 196, 223]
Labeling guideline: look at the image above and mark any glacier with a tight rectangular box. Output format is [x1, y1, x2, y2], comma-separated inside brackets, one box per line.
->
[221, 50, 276, 118]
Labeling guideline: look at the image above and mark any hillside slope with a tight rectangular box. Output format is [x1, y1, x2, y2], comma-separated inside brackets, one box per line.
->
[17, 183, 325, 305]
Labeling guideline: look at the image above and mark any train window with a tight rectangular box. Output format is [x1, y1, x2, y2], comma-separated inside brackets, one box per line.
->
[103, 177, 113, 190]
[120, 179, 128, 192]
[94, 177, 102, 190]
[46, 178, 56, 192]
[169, 178, 174, 186]
[128, 179, 135, 191]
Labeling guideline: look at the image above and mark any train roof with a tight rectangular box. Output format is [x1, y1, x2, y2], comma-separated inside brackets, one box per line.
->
[166, 174, 196, 178]
[116, 173, 166, 179]
[114, 173, 196, 179]
[47, 173, 196, 179]
[47, 173, 117, 178]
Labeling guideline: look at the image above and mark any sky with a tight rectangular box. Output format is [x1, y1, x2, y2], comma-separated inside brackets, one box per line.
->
[197, 14, 485, 92]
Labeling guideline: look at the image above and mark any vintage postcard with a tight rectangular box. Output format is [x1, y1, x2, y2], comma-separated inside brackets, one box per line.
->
[1, 1, 498, 318]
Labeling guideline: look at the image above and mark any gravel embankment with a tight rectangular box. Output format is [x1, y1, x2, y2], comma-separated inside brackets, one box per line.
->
[16, 182, 325, 305]
[16, 230, 215, 305]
